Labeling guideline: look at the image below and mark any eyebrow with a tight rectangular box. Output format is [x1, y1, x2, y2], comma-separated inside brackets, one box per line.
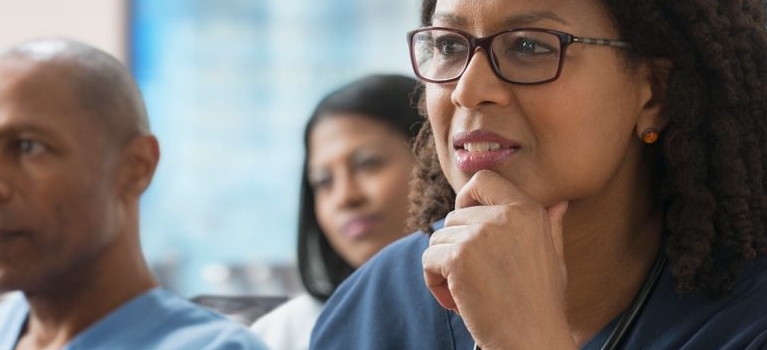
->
[432, 10, 571, 28]
[0, 123, 54, 139]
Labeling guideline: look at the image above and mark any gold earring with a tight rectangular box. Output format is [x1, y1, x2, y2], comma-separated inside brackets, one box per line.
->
[641, 128, 659, 144]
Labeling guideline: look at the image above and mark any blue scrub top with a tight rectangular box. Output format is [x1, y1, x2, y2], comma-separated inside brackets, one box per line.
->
[311, 225, 767, 349]
[0, 288, 267, 350]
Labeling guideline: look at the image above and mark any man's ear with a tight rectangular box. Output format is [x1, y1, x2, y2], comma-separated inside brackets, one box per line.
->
[636, 58, 673, 138]
[117, 134, 160, 198]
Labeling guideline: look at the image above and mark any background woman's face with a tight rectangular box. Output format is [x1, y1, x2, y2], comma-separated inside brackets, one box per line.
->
[426, 0, 654, 207]
[308, 113, 414, 267]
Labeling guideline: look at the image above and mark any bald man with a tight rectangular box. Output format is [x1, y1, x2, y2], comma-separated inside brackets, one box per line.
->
[0, 39, 267, 350]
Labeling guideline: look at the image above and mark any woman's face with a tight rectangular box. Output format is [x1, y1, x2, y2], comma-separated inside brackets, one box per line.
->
[308, 113, 414, 268]
[426, 0, 655, 207]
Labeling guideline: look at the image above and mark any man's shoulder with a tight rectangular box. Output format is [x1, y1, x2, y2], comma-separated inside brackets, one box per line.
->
[78, 288, 268, 349]
[0, 292, 25, 314]
[139, 289, 268, 348]
[0, 292, 27, 350]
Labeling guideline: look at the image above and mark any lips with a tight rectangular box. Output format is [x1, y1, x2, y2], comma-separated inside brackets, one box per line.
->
[341, 215, 380, 240]
[453, 130, 520, 173]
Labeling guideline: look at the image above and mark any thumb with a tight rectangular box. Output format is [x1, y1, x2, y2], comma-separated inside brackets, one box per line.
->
[546, 201, 569, 259]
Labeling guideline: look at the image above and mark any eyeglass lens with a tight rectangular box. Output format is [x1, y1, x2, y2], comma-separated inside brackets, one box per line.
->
[411, 29, 564, 84]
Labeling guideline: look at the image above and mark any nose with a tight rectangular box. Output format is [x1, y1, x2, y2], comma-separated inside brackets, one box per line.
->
[451, 48, 513, 110]
[332, 170, 365, 209]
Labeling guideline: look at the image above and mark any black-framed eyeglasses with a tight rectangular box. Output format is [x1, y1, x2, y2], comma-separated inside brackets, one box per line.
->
[407, 27, 630, 85]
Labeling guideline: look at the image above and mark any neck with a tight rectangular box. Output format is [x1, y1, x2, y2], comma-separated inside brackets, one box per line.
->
[17, 231, 157, 350]
[561, 151, 664, 346]
[564, 200, 662, 345]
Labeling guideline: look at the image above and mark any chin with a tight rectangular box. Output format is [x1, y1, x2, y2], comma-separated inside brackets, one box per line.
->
[443, 170, 466, 193]
[353, 248, 380, 267]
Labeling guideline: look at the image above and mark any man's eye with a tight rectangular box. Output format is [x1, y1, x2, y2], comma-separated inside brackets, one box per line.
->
[18, 139, 46, 156]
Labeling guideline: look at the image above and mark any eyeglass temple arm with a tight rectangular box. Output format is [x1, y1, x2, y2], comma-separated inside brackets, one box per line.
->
[572, 37, 630, 48]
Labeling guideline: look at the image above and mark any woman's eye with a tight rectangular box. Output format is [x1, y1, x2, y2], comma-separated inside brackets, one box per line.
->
[434, 36, 468, 56]
[512, 38, 553, 55]
[355, 155, 385, 171]
[309, 176, 332, 192]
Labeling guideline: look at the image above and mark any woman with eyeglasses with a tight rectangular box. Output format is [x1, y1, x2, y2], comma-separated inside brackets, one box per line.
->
[311, 0, 767, 349]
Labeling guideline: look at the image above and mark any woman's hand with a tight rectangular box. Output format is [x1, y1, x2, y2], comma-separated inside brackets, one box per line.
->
[422, 170, 575, 350]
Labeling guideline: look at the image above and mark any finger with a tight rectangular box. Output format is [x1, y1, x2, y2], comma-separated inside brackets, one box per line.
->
[455, 170, 531, 209]
[422, 244, 459, 312]
[429, 225, 471, 246]
[444, 204, 529, 228]
[546, 201, 569, 259]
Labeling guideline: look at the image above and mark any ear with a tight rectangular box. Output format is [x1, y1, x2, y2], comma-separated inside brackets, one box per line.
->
[116, 134, 160, 199]
[635, 58, 673, 140]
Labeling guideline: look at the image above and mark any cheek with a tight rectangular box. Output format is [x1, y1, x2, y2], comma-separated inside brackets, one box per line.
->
[523, 93, 643, 201]
[535, 82, 641, 160]
[425, 86, 455, 183]
[28, 181, 91, 245]
[46, 199, 99, 258]
[313, 195, 336, 236]
[8, 198, 101, 290]
[45, 181, 117, 260]
[371, 167, 413, 215]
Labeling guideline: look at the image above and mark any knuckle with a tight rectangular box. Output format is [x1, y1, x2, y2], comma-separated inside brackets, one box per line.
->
[496, 201, 548, 232]
[472, 222, 497, 241]
[507, 200, 545, 217]
[428, 229, 442, 246]
[444, 210, 458, 226]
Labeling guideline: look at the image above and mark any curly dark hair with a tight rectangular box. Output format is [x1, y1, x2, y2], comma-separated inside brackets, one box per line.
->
[409, 0, 767, 297]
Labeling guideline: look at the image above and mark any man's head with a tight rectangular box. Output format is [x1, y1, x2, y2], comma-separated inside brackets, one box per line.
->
[0, 39, 159, 294]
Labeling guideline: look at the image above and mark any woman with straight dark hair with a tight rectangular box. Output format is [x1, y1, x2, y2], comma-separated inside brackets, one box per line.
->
[251, 74, 422, 350]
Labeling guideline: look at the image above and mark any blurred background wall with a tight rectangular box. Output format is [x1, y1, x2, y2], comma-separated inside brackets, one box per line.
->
[0, 0, 420, 298]
[0, 0, 126, 60]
